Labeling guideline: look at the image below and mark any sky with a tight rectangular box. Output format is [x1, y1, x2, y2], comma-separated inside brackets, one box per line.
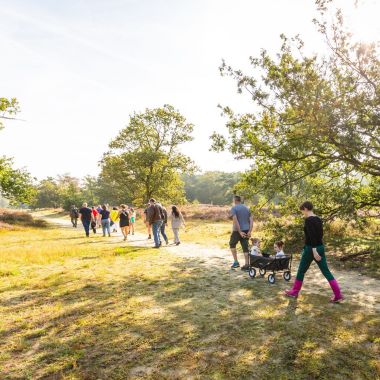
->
[0, 0, 379, 180]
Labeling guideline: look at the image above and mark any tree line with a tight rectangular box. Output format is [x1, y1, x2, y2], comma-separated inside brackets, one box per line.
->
[31, 171, 241, 210]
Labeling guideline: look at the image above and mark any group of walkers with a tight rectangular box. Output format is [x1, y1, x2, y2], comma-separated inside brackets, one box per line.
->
[142, 198, 186, 248]
[70, 199, 186, 248]
[228, 195, 344, 303]
[71, 195, 344, 303]
[70, 203, 136, 240]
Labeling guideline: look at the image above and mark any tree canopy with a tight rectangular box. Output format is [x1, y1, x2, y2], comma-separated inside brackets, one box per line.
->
[100, 104, 195, 206]
[0, 98, 35, 205]
[211, 1, 380, 220]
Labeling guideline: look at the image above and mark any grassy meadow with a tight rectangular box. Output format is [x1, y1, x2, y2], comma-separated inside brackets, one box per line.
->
[0, 211, 379, 379]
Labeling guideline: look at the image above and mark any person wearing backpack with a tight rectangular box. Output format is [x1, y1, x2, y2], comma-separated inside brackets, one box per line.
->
[147, 198, 163, 248]
[70, 205, 79, 227]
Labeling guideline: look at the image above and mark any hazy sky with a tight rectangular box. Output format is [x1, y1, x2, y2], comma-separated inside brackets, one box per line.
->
[1, 0, 379, 179]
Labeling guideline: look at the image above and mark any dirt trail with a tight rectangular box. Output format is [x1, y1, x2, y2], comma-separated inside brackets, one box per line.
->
[43, 215, 380, 312]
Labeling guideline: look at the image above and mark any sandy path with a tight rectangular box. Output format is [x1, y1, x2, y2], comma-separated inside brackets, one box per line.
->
[43, 215, 380, 312]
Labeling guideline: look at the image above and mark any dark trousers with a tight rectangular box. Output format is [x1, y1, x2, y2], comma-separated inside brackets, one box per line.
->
[71, 216, 78, 227]
[160, 223, 168, 242]
[296, 245, 335, 282]
[82, 220, 91, 237]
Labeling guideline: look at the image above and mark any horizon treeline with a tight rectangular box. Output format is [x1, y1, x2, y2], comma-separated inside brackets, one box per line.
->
[30, 171, 241, 210]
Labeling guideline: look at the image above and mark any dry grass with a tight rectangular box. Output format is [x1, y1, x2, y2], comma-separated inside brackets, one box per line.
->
[179, 204, 231, 221]
[0, 218, 379, 379]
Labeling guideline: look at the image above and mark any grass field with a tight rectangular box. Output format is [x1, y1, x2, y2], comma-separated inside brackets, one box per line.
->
[0, 215, 379, 379]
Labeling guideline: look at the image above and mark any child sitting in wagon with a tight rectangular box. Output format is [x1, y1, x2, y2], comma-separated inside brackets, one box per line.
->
[250, 238, 262, 256]
[274, 240, 286, 258]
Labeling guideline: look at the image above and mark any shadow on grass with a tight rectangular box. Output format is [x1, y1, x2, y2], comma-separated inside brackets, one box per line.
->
[1, 253, 379, 379]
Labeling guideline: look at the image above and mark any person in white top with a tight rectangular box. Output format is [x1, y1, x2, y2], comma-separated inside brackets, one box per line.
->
[171, 205, 186, 245]
[274, 241, 286, 257]
[250, 238, 262, 256]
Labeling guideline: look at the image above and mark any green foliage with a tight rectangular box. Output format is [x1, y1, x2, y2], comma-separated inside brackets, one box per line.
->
[183, 171, 241, 205]
[0, 157, 35, 205]
[33, 175, 95, 210]
[56, 175, 85, 211]
[260, 215, 305, 254]
[32, 177, 61, 208]
[0, 98, 35, 205]
[101, 105, 195, 206]
[0, 97, 19, 130]
[211, 4, 380, 220]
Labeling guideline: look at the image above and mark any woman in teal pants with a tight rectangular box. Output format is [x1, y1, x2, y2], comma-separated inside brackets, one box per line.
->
[285, 201, 344, 303]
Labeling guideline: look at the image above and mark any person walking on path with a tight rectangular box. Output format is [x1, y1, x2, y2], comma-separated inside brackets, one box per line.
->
[79, 203, 93, 237]
[129, 208, 136, 235]
[229, 195, 253, 271]
[118, 204, 130, 241]
[158, 203, 169, 245]
[91, 206, 98, 234]
[99, 204, 111, 237]
[147, 198, 164, 248]
[143, 205, 152, 239]
[110, 207, 119, 233]
[70, 205, 79, 228]
[171, 206, 185, 245]
[285, 201, 344, 303]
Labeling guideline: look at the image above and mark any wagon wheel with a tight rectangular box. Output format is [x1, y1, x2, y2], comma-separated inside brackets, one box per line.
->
[249, 267, 256, 278]
[283, 271, 291, 281]
[259, 268, 266, 277]
[268, 274, 275, 284]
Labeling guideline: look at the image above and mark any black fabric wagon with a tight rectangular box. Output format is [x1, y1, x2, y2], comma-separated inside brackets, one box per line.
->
[248, 254, 293, 284]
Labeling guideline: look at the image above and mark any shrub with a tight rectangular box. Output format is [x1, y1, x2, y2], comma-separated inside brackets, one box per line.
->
[0, 209, 47, 228]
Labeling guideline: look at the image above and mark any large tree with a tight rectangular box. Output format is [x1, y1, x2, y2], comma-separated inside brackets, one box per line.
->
[101, 105, 195, 206]
[211, 1, 380, 219]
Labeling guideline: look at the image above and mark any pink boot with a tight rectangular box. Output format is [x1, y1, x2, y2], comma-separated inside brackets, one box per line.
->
[329, 279, 344, 303]
[284, 279, 303, 298]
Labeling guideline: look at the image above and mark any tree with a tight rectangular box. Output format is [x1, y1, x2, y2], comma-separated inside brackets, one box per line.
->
[101, 105, 195, 206]
[0, 98, 35, 205]
[211, 1, 380, 220]
[0, 97, 19, 130]
[56, 175, 84, 211]
[32, 177, 61, 208]
[81, 176, 101, 206]
[0, 157, 36, 205]
[183, 171, 241, 205]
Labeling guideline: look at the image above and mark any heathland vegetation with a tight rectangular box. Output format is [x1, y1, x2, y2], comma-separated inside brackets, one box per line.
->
[0, 1, 379, 378]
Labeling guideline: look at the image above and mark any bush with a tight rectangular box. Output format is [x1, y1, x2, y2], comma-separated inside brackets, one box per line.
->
[260, 215, 305, 254]
[0, 209, 47, 228]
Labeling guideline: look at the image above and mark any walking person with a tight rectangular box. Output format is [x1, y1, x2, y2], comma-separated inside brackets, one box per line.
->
[70, 205, 79, 227]
[79, 203, 93, 237]
[285, 201, 344, 303]
[91, 206, 98, 234]
[118, 204, 130, 241]
[171, 205, 185, 245]
[229, 195, 253, 271]
[96, 205, 102, 228]
[147, 198, 163, 248]
[129, 208, 136, 235]
[143, 204, 152, 239]
[110, 207, 119, 233]
[99, 204, 111, 237]
[158, 203, 169, 245]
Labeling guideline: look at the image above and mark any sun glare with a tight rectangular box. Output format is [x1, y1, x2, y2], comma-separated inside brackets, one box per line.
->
[345, 0, 380, 42]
